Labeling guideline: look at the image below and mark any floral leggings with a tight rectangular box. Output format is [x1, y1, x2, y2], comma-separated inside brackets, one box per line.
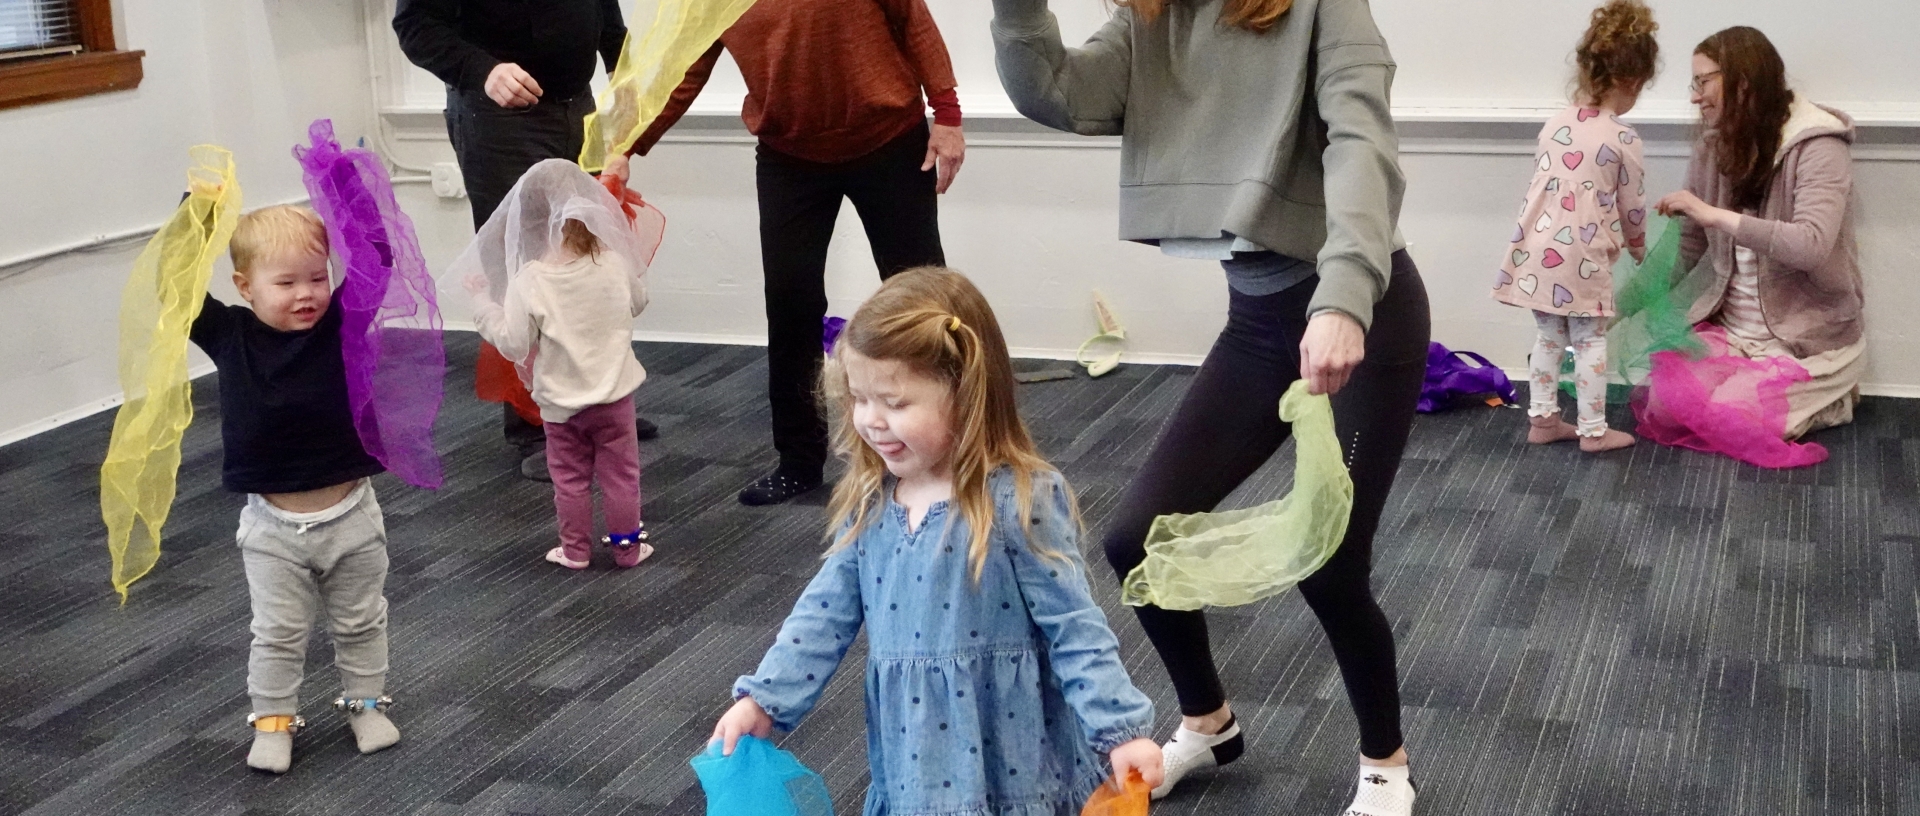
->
[1530, 311, 1610, 436]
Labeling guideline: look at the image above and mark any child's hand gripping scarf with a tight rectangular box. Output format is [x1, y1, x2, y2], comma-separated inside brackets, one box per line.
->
[576, 0, 759, 172]
[448, 159, 665, 387]
[1081, 771, 1149, 816]
[294, 119, 446, 489]
[1121, 380, 1353, 611]
[1608, 217, 1827, 468]
[689, 735, 835, 816]
[101, 146, 241, 601]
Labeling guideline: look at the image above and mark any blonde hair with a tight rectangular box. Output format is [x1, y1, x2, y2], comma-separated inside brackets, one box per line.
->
[822, 267, 1071, 581]
[231, 205, 328, 276]
[1574, 0, 1660, 104]
[1117, 0, 1294, 33]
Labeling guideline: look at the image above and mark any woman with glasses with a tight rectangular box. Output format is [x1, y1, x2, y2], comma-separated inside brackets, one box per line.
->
[1654, 26, 1866, 439]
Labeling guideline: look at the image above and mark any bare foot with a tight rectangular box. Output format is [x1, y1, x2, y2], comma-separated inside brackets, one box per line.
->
[1527, 415, 1579, 444]
[1579, 428, 1636, 452]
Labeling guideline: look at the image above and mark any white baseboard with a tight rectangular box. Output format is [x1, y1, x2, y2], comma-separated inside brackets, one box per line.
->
[14, 339, 1910, 450]
[445, 323, 1200, 364]
[0, 362, 218, 449]
[1006, 347, 1205, 368]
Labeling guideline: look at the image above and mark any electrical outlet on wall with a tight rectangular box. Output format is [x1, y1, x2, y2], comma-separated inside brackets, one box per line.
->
[431, 162, 466, 199]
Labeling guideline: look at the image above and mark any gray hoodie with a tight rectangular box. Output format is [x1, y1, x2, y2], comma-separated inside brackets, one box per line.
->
[991, 0, 1406, 328]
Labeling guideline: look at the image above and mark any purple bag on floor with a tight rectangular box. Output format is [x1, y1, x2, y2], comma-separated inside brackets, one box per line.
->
[823, 316, 847, 355]
[1418, 342, 1516, 413]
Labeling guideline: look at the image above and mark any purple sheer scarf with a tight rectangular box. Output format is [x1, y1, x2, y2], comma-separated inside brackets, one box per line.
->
[295, 119, 446, 489]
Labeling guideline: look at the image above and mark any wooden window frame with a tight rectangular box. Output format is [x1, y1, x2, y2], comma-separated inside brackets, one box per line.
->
[0, 0, 144, 111]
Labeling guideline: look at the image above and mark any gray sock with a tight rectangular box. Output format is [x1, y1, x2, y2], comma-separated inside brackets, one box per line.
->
[348, 709, 401, 754]
[247, 730, 292, 773]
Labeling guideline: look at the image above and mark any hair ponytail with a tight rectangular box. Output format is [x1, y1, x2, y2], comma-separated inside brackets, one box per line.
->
[820, 268, 1071, 582]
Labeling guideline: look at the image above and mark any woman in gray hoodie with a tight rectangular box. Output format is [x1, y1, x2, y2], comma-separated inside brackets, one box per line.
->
[993, 0, 1426, 811]
[1656, 26, 1866, 438]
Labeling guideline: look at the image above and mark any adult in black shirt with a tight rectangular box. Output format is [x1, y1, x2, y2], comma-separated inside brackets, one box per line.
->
[393, 0, 657, 481]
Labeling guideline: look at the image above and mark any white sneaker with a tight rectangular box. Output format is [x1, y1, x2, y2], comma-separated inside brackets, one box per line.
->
[1150, 716, 1244, 800]
[1343, 766, 1416, 816]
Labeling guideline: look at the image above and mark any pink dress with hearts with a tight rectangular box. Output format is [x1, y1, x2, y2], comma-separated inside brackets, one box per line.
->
[1492, 105, 1648, 317]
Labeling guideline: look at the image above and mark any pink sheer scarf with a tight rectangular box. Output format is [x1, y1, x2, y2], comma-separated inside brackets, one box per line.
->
[1631, 324, 1828, 468]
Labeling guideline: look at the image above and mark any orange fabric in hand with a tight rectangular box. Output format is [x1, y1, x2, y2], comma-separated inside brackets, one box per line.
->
[1082, 771, 1149, 816]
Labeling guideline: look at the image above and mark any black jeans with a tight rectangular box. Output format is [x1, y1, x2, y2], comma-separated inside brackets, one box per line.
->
[445, 87, 597, 452]
[755, 121, 945, 479]
[444, 88, 595, 231]
[1101, 251, 1431, 760]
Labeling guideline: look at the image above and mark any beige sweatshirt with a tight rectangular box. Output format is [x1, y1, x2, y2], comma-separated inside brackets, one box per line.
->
[472, 252, 648, 423]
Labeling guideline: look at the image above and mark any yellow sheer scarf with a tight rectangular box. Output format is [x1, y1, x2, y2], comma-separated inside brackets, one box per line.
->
[101, 146, 241, 601]
[577, 0, 759, 172]
[1121, 380, 1354, 611]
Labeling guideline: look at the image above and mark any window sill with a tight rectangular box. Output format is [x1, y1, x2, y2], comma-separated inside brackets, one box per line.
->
[0, 49, 145, 111]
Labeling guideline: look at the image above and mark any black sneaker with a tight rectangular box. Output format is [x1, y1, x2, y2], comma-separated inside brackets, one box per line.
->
[738, 470, 822, 506]
[520, 450, 552, 482]
[635, 416, 660, 441]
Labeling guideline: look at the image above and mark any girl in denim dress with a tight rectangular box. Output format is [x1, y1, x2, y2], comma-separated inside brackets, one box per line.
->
[710, 267, 1163, 814]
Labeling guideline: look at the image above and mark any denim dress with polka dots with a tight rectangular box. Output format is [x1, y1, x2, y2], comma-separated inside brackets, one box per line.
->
[735, 470, 1155, 815]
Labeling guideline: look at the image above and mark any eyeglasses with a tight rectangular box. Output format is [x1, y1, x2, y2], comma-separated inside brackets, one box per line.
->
[1689, 71, 1722, 95]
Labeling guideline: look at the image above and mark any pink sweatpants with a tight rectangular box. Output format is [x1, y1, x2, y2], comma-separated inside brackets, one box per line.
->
[543, 394, 642, 563]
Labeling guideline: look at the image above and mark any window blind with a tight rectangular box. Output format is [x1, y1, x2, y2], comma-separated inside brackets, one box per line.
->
[0, 0, 82, 61]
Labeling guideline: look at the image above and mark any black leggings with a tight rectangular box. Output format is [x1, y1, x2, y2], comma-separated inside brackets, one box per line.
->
[1102, 251, 1430, 760]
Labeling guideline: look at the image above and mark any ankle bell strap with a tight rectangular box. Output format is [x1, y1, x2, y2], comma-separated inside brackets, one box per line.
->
[333, 696, 393, 714]
[248, 713, 305, 734]
[602, 524, 649, 550]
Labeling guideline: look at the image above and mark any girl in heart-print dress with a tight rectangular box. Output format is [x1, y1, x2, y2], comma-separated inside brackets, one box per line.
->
[1493, 0, 1658, 452]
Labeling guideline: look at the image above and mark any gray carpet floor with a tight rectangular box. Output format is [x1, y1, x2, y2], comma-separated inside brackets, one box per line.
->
[0, 332, 1914, 816]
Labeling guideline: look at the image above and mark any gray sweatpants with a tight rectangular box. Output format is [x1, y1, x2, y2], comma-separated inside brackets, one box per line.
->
[237, 480, 390, 714]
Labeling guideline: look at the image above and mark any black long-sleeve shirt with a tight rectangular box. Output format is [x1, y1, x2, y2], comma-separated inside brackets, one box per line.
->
[189, 290, 383, 495]
[393, 0, 626, 101]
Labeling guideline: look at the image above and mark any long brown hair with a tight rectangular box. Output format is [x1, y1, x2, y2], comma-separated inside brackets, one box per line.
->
[1118, 0, 1294, 34]
[1697, 27, 1793, 212]
[1574, 0, 1658, 105]
[821, 267, 1068, 580]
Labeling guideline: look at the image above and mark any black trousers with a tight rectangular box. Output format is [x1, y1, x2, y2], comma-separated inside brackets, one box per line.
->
[755, 122, 945, 478]
[444, 88, 597, 452]
[1101, 251, 1431, 760]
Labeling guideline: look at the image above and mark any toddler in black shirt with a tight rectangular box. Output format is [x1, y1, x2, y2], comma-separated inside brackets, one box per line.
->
[188, 205, 400, 773]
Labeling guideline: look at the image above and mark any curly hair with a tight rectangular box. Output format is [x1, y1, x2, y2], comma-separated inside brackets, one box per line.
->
[1574, 0, 1660, 105]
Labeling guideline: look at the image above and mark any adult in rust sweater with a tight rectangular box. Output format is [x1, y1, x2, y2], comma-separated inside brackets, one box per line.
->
[1657, 27, 1866, 437]
[605, 0, 966, 507]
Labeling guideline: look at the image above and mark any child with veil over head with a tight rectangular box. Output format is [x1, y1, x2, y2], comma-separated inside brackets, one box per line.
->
[457, 159, 661, 570]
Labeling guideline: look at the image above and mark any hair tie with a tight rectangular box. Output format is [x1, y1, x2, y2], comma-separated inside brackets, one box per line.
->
[947, 316, 963, 332]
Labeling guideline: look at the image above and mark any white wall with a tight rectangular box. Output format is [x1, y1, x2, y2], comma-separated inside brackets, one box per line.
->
[383, 1, 1920, 123]
[0, 0, 377, 441]
[5, 0, 1920, 445]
